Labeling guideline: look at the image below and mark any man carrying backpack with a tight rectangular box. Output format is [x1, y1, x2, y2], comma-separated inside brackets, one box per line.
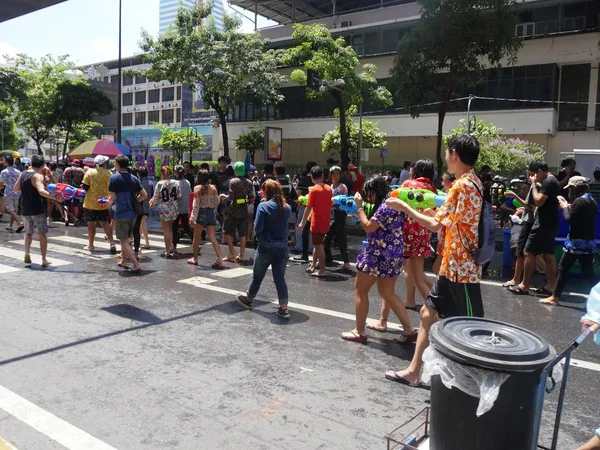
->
[384, 133, 486, 387]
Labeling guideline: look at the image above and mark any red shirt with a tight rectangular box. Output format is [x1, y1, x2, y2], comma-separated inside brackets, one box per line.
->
[348, 169, 364, 194]
[308, 183, 333, 234]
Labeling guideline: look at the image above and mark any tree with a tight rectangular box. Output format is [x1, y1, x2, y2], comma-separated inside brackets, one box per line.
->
[282, 24, 392, 167]
[52, 80, 114, 159]
[156, 124, 207, 164]
[138, 1, 284, 158]
[390, 0, 522, 179]
[3, 54, 85, 155]
[444, 118, 545, 178]
[236, 126, 264, 164]
[322, 105, 387, 157]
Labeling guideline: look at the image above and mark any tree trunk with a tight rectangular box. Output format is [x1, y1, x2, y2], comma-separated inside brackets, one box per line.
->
[219, 113, 229, 158]
[62, 125, 71, 161]
[435, 70, 455, 186]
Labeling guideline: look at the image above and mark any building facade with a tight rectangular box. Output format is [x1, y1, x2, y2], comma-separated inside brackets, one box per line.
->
[223, 0, 600, 169]
[160, 0, 224, 34]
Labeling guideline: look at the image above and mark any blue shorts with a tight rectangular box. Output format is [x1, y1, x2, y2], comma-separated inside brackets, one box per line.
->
[196, 208, 217, 227]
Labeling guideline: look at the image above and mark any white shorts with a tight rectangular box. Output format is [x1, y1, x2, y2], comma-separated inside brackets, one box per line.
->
[4, 197, 19, 213]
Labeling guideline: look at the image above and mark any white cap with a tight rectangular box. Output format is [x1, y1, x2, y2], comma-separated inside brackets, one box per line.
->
[94, 155, 109, 166]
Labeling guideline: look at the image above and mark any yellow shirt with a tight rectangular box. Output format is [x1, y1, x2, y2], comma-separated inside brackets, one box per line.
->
[82, 167, 111, 210]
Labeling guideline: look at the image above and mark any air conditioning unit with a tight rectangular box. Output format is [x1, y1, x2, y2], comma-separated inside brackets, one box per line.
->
[175, 102, 179, 106]
[152, 105, 158, 109]
[127, 87, 132, 92]
[341, 21, 352, 28]
[154, 83, 160, 88]
[168, 103, 172, 107]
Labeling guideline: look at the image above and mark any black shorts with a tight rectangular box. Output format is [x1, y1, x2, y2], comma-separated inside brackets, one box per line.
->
[516, 221, 533, 257]
[224, 216, 248, 238]
[84, 208, 109, 223]
[524, 224, 557, 255]
[426, 276, 484, 319]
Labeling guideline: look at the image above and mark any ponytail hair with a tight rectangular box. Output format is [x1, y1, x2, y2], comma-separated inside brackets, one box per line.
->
[262, 179, 287, 216]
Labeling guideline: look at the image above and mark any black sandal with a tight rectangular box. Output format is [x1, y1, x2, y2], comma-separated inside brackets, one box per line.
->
[507, 285, 529, 295]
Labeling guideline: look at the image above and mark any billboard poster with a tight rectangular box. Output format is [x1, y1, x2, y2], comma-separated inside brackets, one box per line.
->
[182, 83, 219, 127]
[265, 127, 282, 161]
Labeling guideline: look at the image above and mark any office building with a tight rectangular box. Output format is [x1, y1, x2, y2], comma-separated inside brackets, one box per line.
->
[160, 0, 224, 34]
[224, 0, 600, 168]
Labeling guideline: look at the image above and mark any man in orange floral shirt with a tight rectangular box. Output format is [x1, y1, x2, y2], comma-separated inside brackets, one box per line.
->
[384, 133, 485, 387]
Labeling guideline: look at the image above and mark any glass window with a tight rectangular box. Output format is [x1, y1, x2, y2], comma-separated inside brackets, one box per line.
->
[123, 93, 133, 106]
[122, 113, 133, 126]
[135, 76, 147, 84]
[162, 87, 175, 102]
[176, 85, 182, 101]
[123, 74, 134, 86]
[148, 89, 160, 103]
[162, 109, 174, 124]
[135, 91, 146, 105]
[135, 112, 146, 126]
[558, 64, 590, 131]
[148, 110, 160, 123]
[596, 71, 600, 130]
[176, 108, 181, 123]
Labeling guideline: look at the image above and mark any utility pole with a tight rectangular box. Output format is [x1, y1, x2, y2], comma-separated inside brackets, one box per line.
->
[358, 102, 363, 172]
[117, 0, 123, 145]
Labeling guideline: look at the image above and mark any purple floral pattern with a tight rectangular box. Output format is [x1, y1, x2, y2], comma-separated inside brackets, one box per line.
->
[356, 203, 404, 278]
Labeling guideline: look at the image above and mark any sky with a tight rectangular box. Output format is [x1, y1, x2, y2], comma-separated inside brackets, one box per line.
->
[0, 0, 277, 66]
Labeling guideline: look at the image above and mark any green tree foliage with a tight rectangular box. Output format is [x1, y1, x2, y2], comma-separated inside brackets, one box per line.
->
[138, 1, 284, 158]
[444, 119, 545, 178]
[52, 81, 114, 159]
[236, 126, 265, 164]
[282, 24, 392, 167]
[156, 124, 207, 164]
[2, 54, 85, 154]
[391, 0, 522, 179]
[322, 105, 387, 157]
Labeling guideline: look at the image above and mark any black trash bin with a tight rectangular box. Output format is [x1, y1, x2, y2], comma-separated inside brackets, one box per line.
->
[428, 317, 556, 450]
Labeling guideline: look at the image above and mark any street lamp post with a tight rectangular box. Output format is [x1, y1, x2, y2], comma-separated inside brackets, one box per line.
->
[116, 0, 122, 145]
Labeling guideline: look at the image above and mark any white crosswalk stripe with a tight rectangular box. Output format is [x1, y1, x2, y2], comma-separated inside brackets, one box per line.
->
[10, 240, 115, 260]
[0, 263, 20, 274]
[82, 234, 190, 250]
[212, 267, 253, 278]
[0, 245, 72, 267]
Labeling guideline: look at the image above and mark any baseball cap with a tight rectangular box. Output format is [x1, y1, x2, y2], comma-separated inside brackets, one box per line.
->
[234, 161, 246, 177]
[330, 165, 342, 173]
[72, 159, 82, 166]
[94, 155, 109, 166]
[566, 176, 589, 188]
[347, 163, 357, 170]
[175, 164, 184, 173]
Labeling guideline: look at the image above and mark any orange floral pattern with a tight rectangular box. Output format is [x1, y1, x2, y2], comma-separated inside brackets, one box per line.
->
[435, 169, 483, 283]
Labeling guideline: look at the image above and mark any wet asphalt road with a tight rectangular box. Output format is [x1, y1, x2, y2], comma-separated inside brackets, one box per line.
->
[0, 221, 598, 450]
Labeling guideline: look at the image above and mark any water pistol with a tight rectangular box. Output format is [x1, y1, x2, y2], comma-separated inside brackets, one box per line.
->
[512, 198, 522, 208]
[48, 183, 86, 201]
[333, 195, 374, 222]
[97, 196, 111, 208]
[390, 188, 446, 210]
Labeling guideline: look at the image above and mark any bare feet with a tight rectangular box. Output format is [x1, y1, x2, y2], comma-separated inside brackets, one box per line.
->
[223, 254, 237, 262]
[366, 319, 388, 332]
[539, 296, 559, 306]
[41, 260, 52, 268]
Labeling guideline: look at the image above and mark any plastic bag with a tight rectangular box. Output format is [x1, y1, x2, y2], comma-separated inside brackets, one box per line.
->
[583, 282, 600, 346]
[422, 345, 510, 417]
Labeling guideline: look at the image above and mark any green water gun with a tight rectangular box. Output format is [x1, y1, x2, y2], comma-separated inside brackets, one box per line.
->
[390, 188, 446, 210]
[298, 195, 309, 206]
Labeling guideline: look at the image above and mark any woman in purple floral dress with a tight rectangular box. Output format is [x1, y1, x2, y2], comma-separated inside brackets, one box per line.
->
[342, 176, 417, 344]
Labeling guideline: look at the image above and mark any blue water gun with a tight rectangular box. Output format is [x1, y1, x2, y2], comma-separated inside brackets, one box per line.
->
[333, 195, 374, 222]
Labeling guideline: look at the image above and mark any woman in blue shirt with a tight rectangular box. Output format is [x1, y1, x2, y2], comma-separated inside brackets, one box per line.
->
[237, 179, 292, 319]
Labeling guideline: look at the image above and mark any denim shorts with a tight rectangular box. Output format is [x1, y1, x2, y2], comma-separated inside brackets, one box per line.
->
[196, 207, 217, 227]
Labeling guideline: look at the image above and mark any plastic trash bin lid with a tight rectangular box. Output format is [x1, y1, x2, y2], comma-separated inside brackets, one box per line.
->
[429, 317, 556, 372]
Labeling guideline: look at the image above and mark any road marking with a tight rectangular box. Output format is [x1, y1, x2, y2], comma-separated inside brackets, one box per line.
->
[0, 385, 117, 450]
[0, 246, 71, 267]
[0, 264, 20, 274]
[212, 267, 253, 278]
[82, 234, 189, 251]
[177, 276, 217, 287]
[183, 278, 600, 373]
[10, 240, 115, 261]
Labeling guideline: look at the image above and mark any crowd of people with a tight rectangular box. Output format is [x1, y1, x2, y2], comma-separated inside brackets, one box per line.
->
[0, 136, 598, 396]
